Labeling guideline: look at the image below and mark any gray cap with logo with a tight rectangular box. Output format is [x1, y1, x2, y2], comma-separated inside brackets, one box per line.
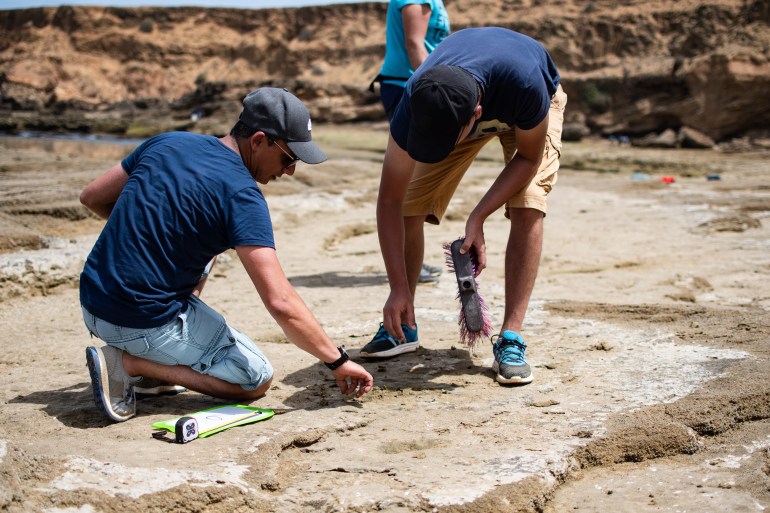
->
[239, 87, 327, 164]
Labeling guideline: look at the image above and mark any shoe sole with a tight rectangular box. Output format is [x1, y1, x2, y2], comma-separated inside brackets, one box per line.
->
[360, 341, 419, 359]
[495, 373, 534, 385]
[135, 385, 187, 400]
[85, 346, 134, 422]
[492, 360, 534, 385]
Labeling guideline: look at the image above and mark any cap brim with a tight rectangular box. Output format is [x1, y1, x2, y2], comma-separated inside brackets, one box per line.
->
[406, 124, 457, 164]
[287, 140, 328, 165]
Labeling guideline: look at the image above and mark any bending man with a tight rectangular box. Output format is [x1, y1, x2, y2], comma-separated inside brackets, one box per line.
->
[360, 28, 567, 386]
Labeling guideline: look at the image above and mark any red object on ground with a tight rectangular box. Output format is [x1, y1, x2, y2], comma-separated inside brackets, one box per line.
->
[661, 176, 676, 183]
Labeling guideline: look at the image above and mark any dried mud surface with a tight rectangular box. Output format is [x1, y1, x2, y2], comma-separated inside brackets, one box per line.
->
[0, 127, 768, 512]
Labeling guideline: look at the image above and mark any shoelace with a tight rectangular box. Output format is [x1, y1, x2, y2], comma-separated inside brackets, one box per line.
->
[372, 323, 396, 343]
[114, 382, 136, 417]
[373, 323, 416, 344]
[492, 336, 526, 365]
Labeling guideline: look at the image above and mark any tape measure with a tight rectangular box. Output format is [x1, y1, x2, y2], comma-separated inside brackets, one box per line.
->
[174, 416, 199, 443]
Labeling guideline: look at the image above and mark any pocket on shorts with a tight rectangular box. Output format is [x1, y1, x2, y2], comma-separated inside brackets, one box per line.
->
[109, 334, 151, 356]
[546, 86, 568, 157]
[544, 134, 561, 162]
[193, 329, 232, 373]
[141, 317, 187, 366]
[551, 86, 568, 112]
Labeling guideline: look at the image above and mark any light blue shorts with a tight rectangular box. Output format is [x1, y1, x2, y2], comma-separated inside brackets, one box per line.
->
[81, 296, 273, 391]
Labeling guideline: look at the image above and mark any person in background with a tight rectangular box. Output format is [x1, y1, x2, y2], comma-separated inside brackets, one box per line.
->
[80, 88, 373, 422]
[360, 28, 567, 389]
[371, 0, 450, 284]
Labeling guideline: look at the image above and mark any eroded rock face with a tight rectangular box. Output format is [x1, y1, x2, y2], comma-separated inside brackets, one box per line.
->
[0, 0, 768, 145]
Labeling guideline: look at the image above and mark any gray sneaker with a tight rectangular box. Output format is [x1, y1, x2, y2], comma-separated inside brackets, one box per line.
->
[491, 331, 533, 385]
[134, 377, 187, 400]
[418, 265, 440, 284]
[85, 345, 137, 422]
[422, 263, 442, 276]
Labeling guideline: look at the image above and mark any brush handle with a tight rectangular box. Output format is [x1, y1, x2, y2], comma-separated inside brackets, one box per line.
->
[450, 239, 484, 332]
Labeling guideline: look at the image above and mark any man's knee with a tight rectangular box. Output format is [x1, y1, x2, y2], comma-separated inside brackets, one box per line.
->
[404, 214, 429, 233]
[507, 206, 545, 223]
[237, 376, 273, 401]
[404, 214, 427, 224]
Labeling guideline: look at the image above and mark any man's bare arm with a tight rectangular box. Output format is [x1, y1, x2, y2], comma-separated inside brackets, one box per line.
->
[402, 4, 431, 70]
[376, 134, 418, 339]
[377, 134, 416, 293]
[80, 162, 129, 219]
[236, 245, 374, 397]
[462, 116, 550, 270]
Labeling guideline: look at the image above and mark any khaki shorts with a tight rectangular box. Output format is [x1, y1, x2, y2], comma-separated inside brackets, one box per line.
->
[403, 84, 567, 224]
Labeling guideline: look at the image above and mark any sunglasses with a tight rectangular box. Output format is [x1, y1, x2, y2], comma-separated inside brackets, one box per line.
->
[269, 138, 300, 169]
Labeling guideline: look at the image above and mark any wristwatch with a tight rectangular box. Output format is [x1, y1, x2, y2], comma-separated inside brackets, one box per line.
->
[324, 346, 349, 371]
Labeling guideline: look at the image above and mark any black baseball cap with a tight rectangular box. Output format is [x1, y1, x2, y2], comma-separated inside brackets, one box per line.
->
[239, 87, 327, 164]
[406, 65, 479, 164]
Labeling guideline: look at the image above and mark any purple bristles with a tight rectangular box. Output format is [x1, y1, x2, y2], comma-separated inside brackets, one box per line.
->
[459, 295, 492, 352]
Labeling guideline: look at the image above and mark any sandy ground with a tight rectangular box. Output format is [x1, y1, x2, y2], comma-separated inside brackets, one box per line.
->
[0, 126, 769, 513]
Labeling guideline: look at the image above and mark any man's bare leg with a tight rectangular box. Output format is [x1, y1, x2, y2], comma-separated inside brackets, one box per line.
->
[502, 207, 544, 333]
[493, 207, 543, 385]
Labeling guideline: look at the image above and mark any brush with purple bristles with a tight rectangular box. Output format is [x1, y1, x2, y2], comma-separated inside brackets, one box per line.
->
[443, 237, 493, 353]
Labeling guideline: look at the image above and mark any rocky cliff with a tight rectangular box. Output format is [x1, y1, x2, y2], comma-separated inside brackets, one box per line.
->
[1, 0, 768, 146]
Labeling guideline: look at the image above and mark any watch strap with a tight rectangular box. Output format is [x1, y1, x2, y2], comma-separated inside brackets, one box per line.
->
[324, 346, 349, 371]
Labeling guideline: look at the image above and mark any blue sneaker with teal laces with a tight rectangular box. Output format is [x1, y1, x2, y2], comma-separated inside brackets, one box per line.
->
[491, 330, 533, 384]
[360, 323, 419, 358]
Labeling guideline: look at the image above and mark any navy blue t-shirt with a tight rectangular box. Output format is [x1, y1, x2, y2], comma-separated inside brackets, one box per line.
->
[391, 27, 561, 148]
[80, 132, 275, 328]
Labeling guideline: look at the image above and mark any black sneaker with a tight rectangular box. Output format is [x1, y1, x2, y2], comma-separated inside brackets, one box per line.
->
[359, 323, 419, 358]
[491, 331, 533, 385]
